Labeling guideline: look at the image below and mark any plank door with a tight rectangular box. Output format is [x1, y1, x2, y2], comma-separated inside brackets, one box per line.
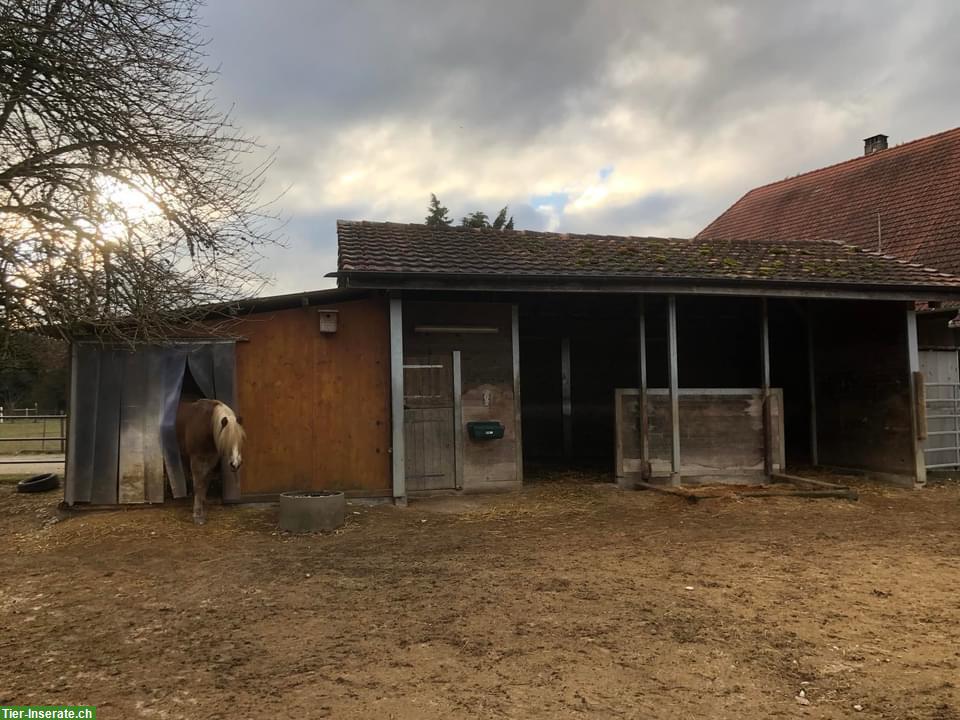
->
[404, 354, 457, 491]
[920, 350, 960, 469]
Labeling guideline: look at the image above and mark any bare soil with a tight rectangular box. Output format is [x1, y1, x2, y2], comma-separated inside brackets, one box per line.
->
[1, 471, 959, 719]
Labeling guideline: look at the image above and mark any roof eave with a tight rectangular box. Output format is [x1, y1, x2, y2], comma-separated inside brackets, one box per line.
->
[338, 271, 960, 302]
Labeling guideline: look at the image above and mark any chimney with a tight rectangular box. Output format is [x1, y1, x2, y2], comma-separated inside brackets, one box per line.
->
[864, 134, 888, 155]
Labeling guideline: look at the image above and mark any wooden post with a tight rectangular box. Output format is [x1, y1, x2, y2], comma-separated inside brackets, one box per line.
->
[667, 295, 681, 485]
[637, 296, 649, 477]
[452, 350, 464, 490]
[512, 304, 524, 484]
[906, 305, 927, 487]
[761, 298, 773, 476]
[389, 295, 407, 503]
[807, 302, 819, 466]
[561, 336, 572, 459]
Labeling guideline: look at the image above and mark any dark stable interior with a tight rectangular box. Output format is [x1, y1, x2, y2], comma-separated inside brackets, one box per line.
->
[518, 294, 816, 471]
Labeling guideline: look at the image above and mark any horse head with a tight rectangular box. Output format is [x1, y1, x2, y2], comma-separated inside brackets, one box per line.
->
[216, 408, 246, 472]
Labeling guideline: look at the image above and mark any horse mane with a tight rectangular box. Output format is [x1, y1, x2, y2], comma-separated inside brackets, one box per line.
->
[211, 401, 245, 456]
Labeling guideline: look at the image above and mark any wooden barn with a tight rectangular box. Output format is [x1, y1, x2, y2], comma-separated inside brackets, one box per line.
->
[64, 221, 960, 505]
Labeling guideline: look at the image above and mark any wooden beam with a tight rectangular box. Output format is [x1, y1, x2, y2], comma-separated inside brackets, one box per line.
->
[906, 306, 927, 486]
[760, 298, 773, 476]
[637, 296, 649, 478]
[913, 372, 927, 441]
[511, 304, 524, 485]
[726, 488, 858, 500]
[770, 472, 851, 490]
[389, 295, 406, 503]
[667, 295, 681, 485]
[614, 388, 627, 486]
[561, 336, 572, 459]
[807, 303, 819, 465]
[637, 480, 857, 501]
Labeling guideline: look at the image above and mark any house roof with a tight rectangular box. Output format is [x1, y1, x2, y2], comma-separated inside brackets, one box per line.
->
[697, 126, 960, 274]
[336, 220, 960, 299]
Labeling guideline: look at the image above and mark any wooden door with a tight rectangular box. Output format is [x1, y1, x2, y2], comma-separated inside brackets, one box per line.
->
[404, 354, 456, 490]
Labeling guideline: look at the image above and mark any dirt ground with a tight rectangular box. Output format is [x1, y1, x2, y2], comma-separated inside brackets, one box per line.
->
[1, 471, 959, 720]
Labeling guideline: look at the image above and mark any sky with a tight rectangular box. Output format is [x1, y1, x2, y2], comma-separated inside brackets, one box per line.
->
[199, 0, 960, 295]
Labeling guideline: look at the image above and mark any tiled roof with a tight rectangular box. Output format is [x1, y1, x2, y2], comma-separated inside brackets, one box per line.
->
[337, 220, 960, 290]
[697, 127, 960, 275]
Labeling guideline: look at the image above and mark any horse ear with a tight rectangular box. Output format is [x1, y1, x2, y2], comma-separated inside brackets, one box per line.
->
[221, 416, 229, 429]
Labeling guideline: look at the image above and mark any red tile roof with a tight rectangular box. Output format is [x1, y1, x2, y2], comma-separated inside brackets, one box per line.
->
[337, 220, 960, 293]
[697, 127, 960, 274]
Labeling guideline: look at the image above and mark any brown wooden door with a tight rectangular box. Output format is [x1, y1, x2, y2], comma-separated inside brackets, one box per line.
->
[404, 354, 456, 491]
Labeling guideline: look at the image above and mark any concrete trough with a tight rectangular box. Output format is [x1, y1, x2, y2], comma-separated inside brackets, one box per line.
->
[278, 491, 346, 533]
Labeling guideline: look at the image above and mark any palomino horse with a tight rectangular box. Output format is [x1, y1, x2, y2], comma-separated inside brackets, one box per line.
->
[176, 399, 245, 525]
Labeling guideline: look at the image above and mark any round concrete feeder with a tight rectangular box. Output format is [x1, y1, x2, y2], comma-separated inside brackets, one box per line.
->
[279, 491, 346, 533]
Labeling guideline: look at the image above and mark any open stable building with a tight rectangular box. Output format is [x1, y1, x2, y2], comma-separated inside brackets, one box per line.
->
[64, 222, 960, 505]
[695, 127, 960, 476]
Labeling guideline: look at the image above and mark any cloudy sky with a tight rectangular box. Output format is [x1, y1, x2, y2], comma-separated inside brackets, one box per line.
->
[199, 0, 960, 294]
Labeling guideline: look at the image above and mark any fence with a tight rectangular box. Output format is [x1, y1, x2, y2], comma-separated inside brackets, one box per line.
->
[0, 404, 47, 420]
[0, 412, 67, 464]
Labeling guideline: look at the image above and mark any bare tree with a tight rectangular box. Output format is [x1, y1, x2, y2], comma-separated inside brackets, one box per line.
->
[0, 0, 279, 349]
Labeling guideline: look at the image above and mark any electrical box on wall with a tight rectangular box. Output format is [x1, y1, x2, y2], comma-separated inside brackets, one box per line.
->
[317, 309, 339, 333]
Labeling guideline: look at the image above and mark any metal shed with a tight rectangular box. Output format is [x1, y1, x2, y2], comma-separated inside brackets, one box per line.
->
[65, 341, 236, 505]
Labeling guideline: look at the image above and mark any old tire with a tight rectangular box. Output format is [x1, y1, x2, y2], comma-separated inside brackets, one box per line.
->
[279, 491, 346, 533]
[16, 473, 60, 493]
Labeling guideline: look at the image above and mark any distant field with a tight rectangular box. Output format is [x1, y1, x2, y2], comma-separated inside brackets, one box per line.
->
[0, 418, 66, 455]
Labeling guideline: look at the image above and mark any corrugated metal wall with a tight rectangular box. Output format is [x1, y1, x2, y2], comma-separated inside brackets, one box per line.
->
[65, 342, 236, 505]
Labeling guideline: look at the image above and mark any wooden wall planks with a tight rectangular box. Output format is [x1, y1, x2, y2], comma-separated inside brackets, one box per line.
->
[616, 388, 785, 483]
[812, 300, 914, 477]
[232, 296, 392, 495]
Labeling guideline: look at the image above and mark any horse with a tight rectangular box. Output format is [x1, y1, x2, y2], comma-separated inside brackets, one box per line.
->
[176, 398, 245, 525]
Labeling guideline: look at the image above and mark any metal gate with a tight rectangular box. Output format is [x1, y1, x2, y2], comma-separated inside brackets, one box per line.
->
[920, 350, 960, 469]
[403, 352, 462, 491]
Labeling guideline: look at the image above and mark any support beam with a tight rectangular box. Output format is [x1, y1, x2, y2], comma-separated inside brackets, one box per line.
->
[807, 303, 819, 466]
[512, 305, 524, 485]
[637, 296, 649, 478]
[906, 306, 927, 487]
[561, 336, 572, 458]
[389, 295, 406, 503]
[452, 350, 464, 490]
[761, 298, 773, 476]
[667, 296, 681, 485]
